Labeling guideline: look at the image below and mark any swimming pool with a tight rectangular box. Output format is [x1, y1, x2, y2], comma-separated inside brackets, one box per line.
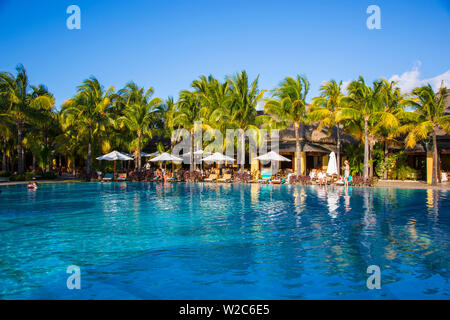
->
[0, 182, 448, 299]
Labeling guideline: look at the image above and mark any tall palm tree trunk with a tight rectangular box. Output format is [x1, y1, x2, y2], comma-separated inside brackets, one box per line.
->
[240, 131, 245, 173]
[294, 122, 302, 175]
[17, 118, 24, 174]
[189, 129, 194, 172]
[87, 128, 92, 176]
[137, 131, 142, 171]
[2, 137, 6, 172]
[432, 130, 438, 186]
[336, 124, 341, 177]
[369, 144, 374, 178]
[171, 140, 175, 172]
[44, 130, 48, 172]
[72, 157, 76, 176]
[58, 154, 62, 175]
[32, 153, 36, 176]
[363, 117, 369, 180]
[384, 141, 389, 180]
[2, 151, 6, 172]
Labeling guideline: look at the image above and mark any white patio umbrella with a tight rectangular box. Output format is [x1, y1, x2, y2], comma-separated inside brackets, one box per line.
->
[183, 150, 213, 170]
[253, 151, 291, 162]
[148, 152, 161, 157]
[150, 152, 183, 162]
[326, 152, 338, 176]
[253, 151, 291, 175]
[183, 149, 205, 156]
[121, 152, 153, 158]
[96, 151, 133, 176]
[202, 152, 235, 172]
[96, 151, 133, 161]
[202, 152, 235, 162]
[150, 152, 183, 170]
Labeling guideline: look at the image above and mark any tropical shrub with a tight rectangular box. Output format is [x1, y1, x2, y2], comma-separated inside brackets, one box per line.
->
[85, 171, 98, 181]
[385, 152, 417, 180]
[391, 164, 417, 181]
[351, 176, 375, 187]
[9, 172, 34, 181]
[40, 171, 57, 179]
[183, 171, 203, 182]
[372, 146, 386, 178]
[233, 172, 252, 183]
[144, 170, 155, 182]
[289, 175, 312, 185]
[0, 171, 11, 177]
[128, 171, 144, 182]
[343, 144, 364, 176]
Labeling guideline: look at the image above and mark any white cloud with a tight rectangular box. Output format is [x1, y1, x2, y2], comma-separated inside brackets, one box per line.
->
[256, 100, 265, 111]
[388, 62, 450, 93]
[341, 80, 351, 95]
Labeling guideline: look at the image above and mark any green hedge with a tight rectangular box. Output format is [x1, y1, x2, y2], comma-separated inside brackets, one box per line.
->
[8, 171, 57, 181]
[40, 171, 57, 179]
[9, 172, 34, 181]
[0, 171, 12, 177]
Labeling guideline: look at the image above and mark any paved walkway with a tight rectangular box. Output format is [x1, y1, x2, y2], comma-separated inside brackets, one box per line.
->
[375, 179, 450, 190]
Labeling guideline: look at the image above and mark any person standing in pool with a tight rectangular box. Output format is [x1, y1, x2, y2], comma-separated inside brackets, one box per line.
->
[344, 160, 350, 188]
[27, 181, 38, 190]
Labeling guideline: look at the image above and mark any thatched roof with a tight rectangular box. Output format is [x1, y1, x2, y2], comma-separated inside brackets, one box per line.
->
[278, 141, 336, 154]
[277, 123, 358, 145]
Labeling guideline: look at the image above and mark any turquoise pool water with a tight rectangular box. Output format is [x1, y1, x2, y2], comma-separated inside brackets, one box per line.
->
[0, 182, 448, 299]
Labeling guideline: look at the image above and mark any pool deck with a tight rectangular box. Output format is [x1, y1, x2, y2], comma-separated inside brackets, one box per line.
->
[375, 180, 450, 190]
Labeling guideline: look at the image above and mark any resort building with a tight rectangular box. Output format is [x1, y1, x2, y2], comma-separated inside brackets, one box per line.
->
[403, 90, 450, 184]
[252, 90, 450, 184]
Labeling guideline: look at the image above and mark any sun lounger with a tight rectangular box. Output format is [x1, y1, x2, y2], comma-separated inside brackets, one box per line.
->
[102, 173, 113, 182]
[117, 173, 127, 181]
[258, 172, 271, 184]
[271, 176, 282, 184]
[204, 174, 218, 182]
[217, 173, 232, 183]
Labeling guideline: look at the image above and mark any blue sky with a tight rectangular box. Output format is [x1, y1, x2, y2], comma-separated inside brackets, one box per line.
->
[0, 0, 449, 108]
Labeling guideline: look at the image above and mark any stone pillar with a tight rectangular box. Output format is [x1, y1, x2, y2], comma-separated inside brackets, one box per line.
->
[251, 156, 259, 177]
[322, 154, 329, 171]
[300, 152, 306, 175]
[426, 152, 433, 185]
[294, 152, 298, 172]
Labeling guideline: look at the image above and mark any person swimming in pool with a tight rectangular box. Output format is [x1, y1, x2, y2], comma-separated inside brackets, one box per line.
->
[27, 181, 38, 190]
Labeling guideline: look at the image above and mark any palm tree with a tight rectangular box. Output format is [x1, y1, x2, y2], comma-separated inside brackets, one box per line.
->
[264, 75, 309, 175]
[173, 90, 208, 171]
[398, 85, 449, 185]
[55, 111, 82, 176]
[338, 77, 384, 180]
[0, 95, 13, 172]
[62, 77, 115, 176]
[377, 79, 409, 179]
[29, 85, 56, 172]
[227, 71, 265, 172]
[0, 64, 53, 174]
[191, 75, 233, 156]
[117, 82, 162, 171]
[310, 80, 345, 176]
[192, 75, 231, 130]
